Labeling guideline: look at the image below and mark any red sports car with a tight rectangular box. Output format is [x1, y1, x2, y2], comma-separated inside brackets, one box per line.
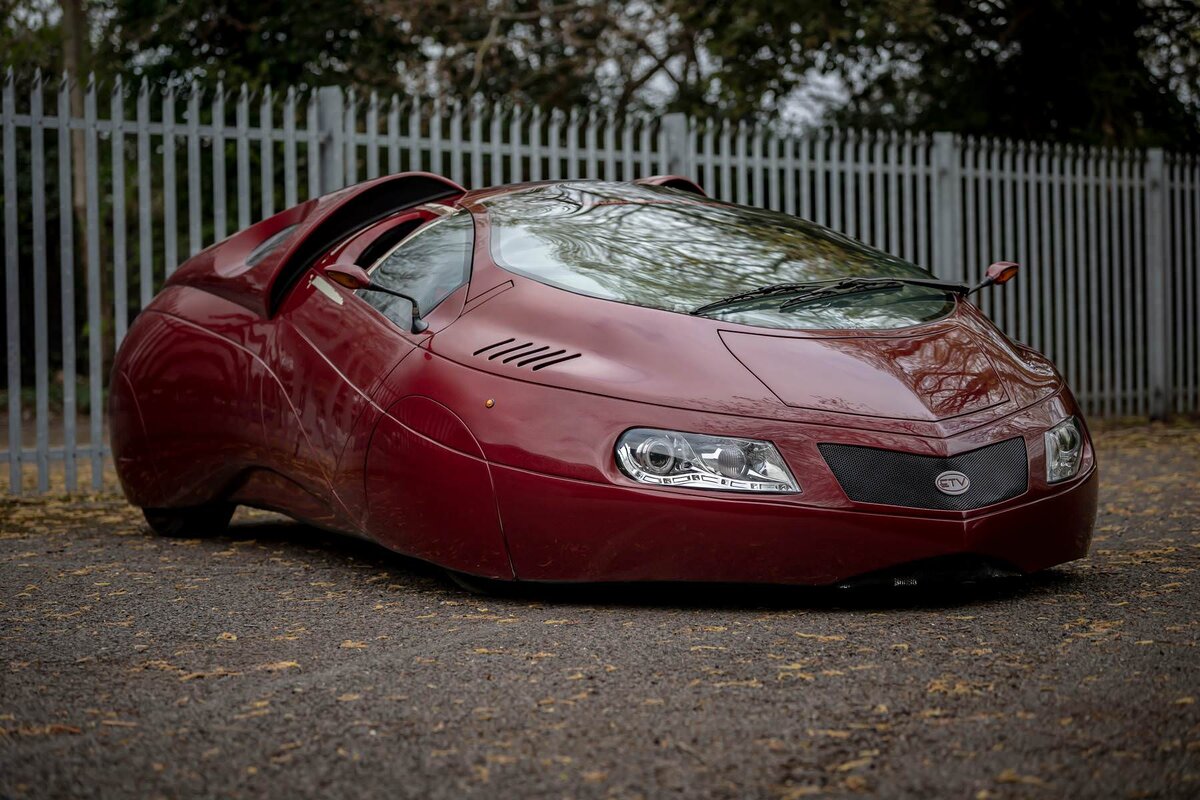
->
[110, 172, 1097, 589]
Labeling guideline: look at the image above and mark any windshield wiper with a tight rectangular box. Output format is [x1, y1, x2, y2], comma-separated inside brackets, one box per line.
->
[691, 276, 968, 316]
[778, 277, 968, 310]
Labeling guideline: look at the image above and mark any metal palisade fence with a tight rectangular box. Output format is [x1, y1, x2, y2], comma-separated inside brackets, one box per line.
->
[1, 70, 1198, 494]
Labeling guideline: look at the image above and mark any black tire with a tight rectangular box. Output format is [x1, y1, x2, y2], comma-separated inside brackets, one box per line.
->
[143, 503, 236, 538]
[443, 569, 516, 596]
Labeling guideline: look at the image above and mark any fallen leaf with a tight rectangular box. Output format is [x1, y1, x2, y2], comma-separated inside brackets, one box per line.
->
[997, 768, 1045, 786]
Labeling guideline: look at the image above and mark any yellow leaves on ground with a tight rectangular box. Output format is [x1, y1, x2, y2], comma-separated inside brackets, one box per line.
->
[833, 755, 873, 772]
[843, 775, 870, 792]
[179, 668, 238, 681]
[776, 787, 823, 799]
[712, 678, 763, 688]
[163, 660, 297, 680]
[927, 675, 994, 695]
[776, 663, 816, 681]
[232, 700, 272, 720]
[339, 640, 368, 649]
[997, 768, 1046, 786]
[0, 723, 82, 737]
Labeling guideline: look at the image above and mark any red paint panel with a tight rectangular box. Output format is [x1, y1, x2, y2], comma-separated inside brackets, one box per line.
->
[492, 461, 1095, 584]
[720, 326, 1009, 420]
[115, 312, 265, 508]
[365, 406, 510, 578]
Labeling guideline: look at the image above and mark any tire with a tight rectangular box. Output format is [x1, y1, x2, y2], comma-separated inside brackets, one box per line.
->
[443, 569, 515, 596]
[143, 503, 236, 538]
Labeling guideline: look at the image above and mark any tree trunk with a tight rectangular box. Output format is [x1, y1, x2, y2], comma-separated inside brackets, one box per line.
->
[60, 0, 88, 223]
[60, 0, 102, 377]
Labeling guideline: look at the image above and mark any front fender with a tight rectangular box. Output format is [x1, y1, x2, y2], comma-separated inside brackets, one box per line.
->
[363, 395, 513, 579]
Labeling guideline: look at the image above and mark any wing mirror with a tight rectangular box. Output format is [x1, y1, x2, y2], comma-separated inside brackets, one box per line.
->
[968, 261, 1019, 296]
[324, 262, 429, 333]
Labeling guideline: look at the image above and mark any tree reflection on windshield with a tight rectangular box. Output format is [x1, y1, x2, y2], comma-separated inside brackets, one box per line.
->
[484, 182, 955, 330]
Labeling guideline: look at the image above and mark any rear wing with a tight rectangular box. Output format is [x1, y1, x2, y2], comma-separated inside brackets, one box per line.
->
[167, 172, 465, 317]
[634, 175, 706, 196]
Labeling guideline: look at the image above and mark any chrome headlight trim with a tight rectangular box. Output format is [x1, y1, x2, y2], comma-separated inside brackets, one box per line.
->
[1045, 416, 1084, 483]
[615, 428, 800, 494]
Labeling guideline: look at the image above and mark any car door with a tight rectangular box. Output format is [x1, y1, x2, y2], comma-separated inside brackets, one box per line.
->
[266, 210, 475, 524]
[265, 270, 409, 525]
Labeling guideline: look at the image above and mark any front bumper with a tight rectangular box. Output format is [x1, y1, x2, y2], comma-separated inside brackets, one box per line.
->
[492, 461, 1097, 585]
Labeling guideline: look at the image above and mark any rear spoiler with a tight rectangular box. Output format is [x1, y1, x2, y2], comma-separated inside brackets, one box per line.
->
[634, 175, 707, 196]
[167, 172, 465, 318]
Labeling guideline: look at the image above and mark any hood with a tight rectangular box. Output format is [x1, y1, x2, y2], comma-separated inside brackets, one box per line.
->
[434, 277, 1062, 437]
[719, 326, 1012, 422]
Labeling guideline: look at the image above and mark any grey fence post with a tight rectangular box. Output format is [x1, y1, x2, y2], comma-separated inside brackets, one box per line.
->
[660, 112, 690, 177]
[1145, 148, 1170, 419]
[931, 131, 962, 280]
[317, 86, 345, 193]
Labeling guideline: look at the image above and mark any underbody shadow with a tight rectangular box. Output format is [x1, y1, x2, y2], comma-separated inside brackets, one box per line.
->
[213, 517, 1084, 612]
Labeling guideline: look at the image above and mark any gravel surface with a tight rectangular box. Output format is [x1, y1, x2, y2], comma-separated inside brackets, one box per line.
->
[1, 423, 1198, 799]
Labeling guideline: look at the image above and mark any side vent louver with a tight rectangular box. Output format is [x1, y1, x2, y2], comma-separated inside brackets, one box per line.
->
[473, 338, 582, 371]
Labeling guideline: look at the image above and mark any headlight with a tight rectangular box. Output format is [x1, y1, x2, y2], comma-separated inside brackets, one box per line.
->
[615, 428, 799, 493]
[1044, 417, 1084, 483]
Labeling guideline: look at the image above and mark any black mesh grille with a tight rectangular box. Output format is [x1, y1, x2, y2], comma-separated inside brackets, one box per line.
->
[819, 437, 1029, 511]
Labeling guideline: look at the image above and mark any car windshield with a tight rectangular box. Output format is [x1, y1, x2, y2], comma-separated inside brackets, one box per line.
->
[483, 182, 955, 330]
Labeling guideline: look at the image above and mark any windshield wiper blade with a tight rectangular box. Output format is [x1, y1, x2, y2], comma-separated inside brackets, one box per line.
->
[690, 282, 821, 315]
[777, 277, 968, 310]
[691, 276, 968, 316]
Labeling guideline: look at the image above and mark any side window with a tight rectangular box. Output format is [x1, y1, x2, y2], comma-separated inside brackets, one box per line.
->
[358, 211, 473, 328]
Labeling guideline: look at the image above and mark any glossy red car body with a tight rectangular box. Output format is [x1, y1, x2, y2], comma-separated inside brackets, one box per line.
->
[110, 172, 1097, 586]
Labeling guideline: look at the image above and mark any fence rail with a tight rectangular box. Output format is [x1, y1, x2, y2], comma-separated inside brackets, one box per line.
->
[2, 71, 1198, 495]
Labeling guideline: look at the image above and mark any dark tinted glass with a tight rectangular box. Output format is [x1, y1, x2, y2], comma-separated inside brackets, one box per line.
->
[359, 211, 473, 328]
[485, 182, 954, 330]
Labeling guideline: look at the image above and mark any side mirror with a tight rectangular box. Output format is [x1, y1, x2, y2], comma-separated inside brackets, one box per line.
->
[968, 261, 1019, 296]
[325, 262, 372, 290]
[323, 261, 429, 334]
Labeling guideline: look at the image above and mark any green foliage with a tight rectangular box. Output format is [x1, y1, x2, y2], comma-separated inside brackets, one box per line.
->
[833, 0, 1200, 147]
[93, 0, 409, 90]
[3, 1, 1198, 144]
[1, 0, 64, 79]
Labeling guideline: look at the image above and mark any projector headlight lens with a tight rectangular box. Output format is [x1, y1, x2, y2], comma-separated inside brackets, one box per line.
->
[1045, 417, 1084, 483]
[616, 428, 799, 493]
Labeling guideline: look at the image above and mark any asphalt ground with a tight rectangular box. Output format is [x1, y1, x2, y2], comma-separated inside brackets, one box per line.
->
[1, 422, 1198, 799]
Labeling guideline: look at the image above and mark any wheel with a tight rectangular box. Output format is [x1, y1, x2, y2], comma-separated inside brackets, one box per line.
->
[443, 569, 516, 596]
[143, 503, 236, 537]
